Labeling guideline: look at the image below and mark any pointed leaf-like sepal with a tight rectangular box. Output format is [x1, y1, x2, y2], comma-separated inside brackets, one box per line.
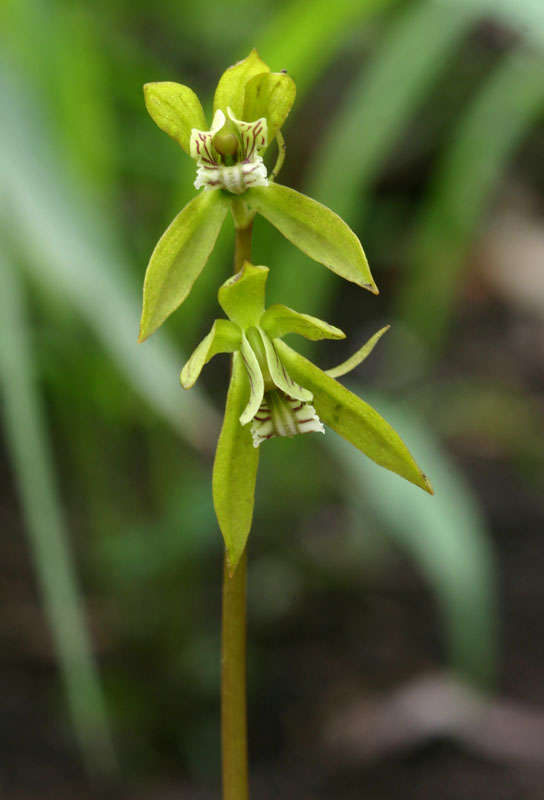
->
[246, 184, 378, 293]
[213, 352, 259, 574]
[180, 319, 241, 388]
[276, 341, 433, 493]
[243, 72, 296, 142]
[257, 330, 312, 402]
[139, 190, 229, 341]
[213, 49, 270, 119]
[239, 334, 265, 425]
[144, 82, 207, 154]
[261, 304, 345, 341]
[218, 261, 268, 329]
[325, 325, 390, 378]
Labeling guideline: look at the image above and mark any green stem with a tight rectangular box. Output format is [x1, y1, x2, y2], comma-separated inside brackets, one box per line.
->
[221, 218, 253, 800]
[232, 198, 254, 272]
[234, 223, 253, 272]
[221, 551, 248, 800]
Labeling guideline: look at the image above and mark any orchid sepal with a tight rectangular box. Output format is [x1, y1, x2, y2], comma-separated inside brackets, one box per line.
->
[180, 319, 241, 389]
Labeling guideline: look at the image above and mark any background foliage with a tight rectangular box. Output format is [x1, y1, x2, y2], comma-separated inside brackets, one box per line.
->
[1, 0, 544, 796]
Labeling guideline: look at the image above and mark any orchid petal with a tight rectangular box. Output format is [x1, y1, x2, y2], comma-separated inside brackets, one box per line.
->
[144, 82, 207, 155]
[276, 341, 433, 494]
[239, 333, 265, 425]
[260, 304, 345, 341]
[258, 329, 312, 403]
[325, 326, 390, 378]
[246, 184, 378, 293]
[213, 49, 270, 119]
[218, 261, 268, 329]
[180, 319, 241, 388]
[243, 72, 296, 143]
[139, 189, 229, 341]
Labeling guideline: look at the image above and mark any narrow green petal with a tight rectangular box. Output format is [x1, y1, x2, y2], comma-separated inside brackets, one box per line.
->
[258, 330, 312, 402]
[260, 304, 345, 341]
[218, 261, 268, 329]
[180, 319, 241, 388]
[239, 334, 265, 425]
[325, 325, 390, 378]
[243, 72, 296, 142]
[276, 341, 433, 494]
[246, 184, 377, 293]
[213, 49, 270, 119]
[144, 82, 207, 154]
[213, 352, 259, 574]
[139, 190, 229, 341]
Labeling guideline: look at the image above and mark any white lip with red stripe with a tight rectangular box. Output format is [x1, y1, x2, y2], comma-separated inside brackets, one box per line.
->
[251, 391, 324, 447]
[190, 108, 269, 194]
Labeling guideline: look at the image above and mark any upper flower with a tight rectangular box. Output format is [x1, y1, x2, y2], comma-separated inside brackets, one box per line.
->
[144, 49, 294, 195]
[139, 50, 377, 342]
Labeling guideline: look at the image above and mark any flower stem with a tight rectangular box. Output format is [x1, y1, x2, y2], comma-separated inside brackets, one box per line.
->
[232, 198, 254, 272]
[221, 218, 253, 800]
[221, 551, 248, 800]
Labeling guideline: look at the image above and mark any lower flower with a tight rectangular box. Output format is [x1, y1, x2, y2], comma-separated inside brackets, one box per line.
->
[251, 390, 324, 447]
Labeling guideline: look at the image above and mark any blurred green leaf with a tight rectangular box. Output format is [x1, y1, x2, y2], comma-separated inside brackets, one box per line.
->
[472, 0, 544, 49]
[3, 1, 117, 196]
[270, 0, 481, 317]
[257, 0, 400, 97]
[328, 391, 498, 687]
[0, 249, 117, 775]
[310, 0, 481, 217]
[396, 45, 544, 355]
[0, 67, 220, 453]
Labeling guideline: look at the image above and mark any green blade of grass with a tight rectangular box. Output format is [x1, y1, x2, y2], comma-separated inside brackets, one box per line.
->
[326, 390, 498, 687]
[0, 68, 220, 454]
[396, 45, 544, 355]
[268, 0, 481, 318]
[257, 0, 399, 98]
[0, 249, 117, 775]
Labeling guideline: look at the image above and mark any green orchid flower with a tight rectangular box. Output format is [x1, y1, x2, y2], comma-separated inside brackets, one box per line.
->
[139, 49, 376, 342]
[180, 262, 432, 573]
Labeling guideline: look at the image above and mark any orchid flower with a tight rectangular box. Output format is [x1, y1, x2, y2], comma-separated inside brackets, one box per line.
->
[180, 262, 432, 572]
[139, 50, 376, 342]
